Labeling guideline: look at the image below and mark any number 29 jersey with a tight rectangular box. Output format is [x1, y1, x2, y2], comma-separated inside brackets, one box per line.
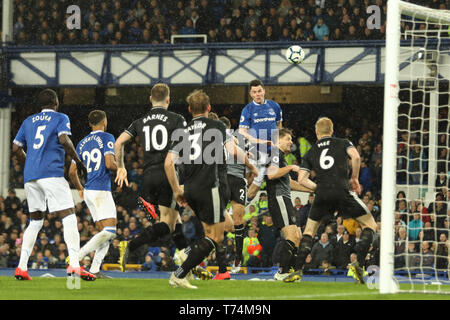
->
[300, 136, 355, 190]
[76, 131, 115, 191]
[13, 109, 72, 183]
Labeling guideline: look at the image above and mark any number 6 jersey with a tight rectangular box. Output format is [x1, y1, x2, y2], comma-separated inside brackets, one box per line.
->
[76, 131, 115, 191]
[300, 136, 355, 190]
[13, 109, 72, 183]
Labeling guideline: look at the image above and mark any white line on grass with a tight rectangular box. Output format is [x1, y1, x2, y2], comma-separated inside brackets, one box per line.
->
[197, 291, 380, 300]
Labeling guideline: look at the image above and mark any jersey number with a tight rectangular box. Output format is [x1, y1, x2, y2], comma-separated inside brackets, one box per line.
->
[189, 133, 202, 161]
[319, 148, 335, 170]
[82, 148, 102, 173]
[143, 125, 168, 151]
[33, 125, 47, 149]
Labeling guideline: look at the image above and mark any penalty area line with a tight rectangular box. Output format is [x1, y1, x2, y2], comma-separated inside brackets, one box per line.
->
[197, 291, 380, 300]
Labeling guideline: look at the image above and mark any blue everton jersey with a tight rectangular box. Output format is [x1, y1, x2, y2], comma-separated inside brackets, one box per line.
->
[239, 99, 282, 143]
[13, 109, 72, 183]
[76, 131, 115, 191]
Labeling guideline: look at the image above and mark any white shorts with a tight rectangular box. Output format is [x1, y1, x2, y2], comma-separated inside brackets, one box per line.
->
[83, 189, 117, 222]
[25, 177, 74, 213]
[249, 152, 268, 187]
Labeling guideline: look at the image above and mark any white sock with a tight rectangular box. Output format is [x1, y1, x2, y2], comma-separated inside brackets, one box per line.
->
[62, 214, 80, 268]
[79, 228, 116, 262]
[18, 219, 43, 270]
[90, 240, 111, 274]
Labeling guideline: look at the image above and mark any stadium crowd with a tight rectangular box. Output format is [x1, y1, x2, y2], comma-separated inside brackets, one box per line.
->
[2, 0, 446, 46]
[2, 98, 449, 274]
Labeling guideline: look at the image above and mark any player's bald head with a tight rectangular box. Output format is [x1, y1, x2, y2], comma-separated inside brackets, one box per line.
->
[38, 89, 59, 110]
[315, 117, 334, 136]
[187, 89, 210, 115]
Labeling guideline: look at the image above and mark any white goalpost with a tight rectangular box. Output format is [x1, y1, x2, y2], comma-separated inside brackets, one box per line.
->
[381, 0, 450, 294]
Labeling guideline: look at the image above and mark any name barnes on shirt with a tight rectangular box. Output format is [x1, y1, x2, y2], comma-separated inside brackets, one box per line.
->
[170, 125, 277, 165]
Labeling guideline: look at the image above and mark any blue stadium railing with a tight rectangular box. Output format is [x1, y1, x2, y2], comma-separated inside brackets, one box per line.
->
[2, 39, 449, 87]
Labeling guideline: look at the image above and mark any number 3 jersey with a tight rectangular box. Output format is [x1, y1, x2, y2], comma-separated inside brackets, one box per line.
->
[13, 109, 72, 183]
[300, 136, 355, 190]
[76, 131, 115, 191]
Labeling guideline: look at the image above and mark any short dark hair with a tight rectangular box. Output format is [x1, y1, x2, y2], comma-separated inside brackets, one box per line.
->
[88, 110, 107, 126]
[249, 79, 264, 89]
[37, 89, 58, 109]
[151, 83, 170, 103]
[219, 116, 231, 129]
[278, 128, 293, 139]
[186, 89, 210, 114]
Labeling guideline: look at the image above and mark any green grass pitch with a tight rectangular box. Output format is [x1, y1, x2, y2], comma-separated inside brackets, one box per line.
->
[1, 277, 449, 300]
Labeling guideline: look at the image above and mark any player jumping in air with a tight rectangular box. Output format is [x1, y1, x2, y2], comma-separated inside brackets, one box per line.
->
[68, 110, 118, 279]
[239, 79, 283, 204]
[284, 117, 377, 284]
[12, 89, 96, 281]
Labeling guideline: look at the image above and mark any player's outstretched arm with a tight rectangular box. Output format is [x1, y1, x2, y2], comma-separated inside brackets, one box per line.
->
[238, 127, 272, 146]
[114, 132, 132, 188]
[267, 164, 297, 180]
[297, 169, 317, 191]
[164, 152, 186, 206]
[290, 178, 315, 193]
[69, 161, 84, 200]
[347, 146, 362, 195]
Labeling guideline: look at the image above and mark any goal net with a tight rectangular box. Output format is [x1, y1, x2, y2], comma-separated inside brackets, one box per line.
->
[381, 0, 450, 294]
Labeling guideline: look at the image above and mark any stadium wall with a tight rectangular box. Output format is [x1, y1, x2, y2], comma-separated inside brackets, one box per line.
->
[4, 40, 450, 87]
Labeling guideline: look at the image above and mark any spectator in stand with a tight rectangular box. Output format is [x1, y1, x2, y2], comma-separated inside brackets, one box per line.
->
[408, 212, 424, 241]
[181, 213, 196, 245]
[179, 18, 196, 42]
[435, 233, 449, 270]
[257, 214, 279, 267]
[310, 233, 333, 268]
[333, 229, 354, 269]
[313, 18, 329, 41]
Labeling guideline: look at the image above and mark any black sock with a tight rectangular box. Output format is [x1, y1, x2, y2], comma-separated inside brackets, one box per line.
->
[129, 222, 170, 252]
[234, 224, 245, 264]
[356, 228, 374, 266]
[172, 223, 188, 250]
[174, 237, 216, 279]
[289, 246, 298, 270]
[216, 243, 228, 273]
[295, 234, 313, 270]
[279, 239, 296, 274]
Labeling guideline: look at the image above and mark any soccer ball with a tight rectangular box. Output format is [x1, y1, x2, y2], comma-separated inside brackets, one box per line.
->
[285, 45, 305, 65]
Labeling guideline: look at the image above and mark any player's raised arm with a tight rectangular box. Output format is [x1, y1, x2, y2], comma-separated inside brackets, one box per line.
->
[225, 139, 258, 178]
[347, 145, 362, 195]
[114, 131, 132, 187]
